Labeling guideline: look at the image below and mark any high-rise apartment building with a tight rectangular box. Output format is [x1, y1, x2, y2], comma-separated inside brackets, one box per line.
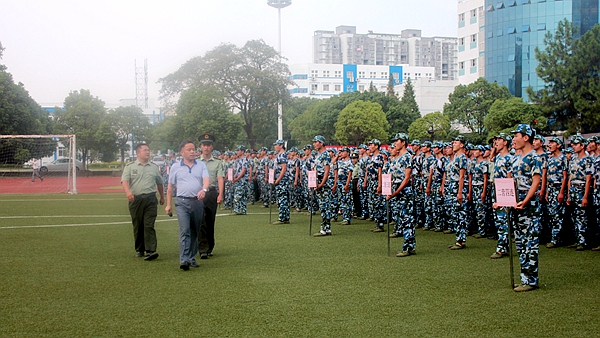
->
[483, 0, 599, 98]
[457, 0, 486, 85]
[313, 26, 458, 81]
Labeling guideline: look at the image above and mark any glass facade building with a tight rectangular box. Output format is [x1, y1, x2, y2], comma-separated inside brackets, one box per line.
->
[484, 0, 599, 98]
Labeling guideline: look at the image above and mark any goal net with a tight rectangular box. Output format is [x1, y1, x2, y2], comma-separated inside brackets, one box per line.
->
[0, 135, 78, 194]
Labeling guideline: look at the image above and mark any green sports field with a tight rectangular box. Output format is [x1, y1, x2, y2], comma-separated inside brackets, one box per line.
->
[1, 193, 599, 337]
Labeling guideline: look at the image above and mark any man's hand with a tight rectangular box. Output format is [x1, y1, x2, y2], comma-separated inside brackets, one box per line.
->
[126, 192, 134, 202]
[165, 205, 172, 215]
[159, 195, 165, 205]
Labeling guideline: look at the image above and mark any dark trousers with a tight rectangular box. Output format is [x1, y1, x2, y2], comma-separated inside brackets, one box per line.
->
[129, 194, 158, 253]
[351, 178, 361, 217]
[199, 189, 218, 254]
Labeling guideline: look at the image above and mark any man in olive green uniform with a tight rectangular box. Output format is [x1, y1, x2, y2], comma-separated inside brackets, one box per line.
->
[198, 133, 226, 259]
[121, 143, 165, 260]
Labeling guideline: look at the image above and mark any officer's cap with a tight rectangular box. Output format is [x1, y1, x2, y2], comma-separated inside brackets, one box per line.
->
[198, 133, 215, 144]
[340, 147, 350, 152]
[350, 152, 359, 159]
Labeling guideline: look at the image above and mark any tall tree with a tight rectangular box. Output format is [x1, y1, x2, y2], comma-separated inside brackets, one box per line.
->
[570, 24, 600, 131]
[387, 78, 420, 135]
[526, 19, 579, 132]
[386, 73, 397, 99]
[484, 97, 547, 139]
[407, 112, 452, 141]
[334, 100, 389, 145]
[53, 89, 107, 169]
[444, 77, 512, 142]
[108, 106, 152, 168]
[159, 40, 292, 149]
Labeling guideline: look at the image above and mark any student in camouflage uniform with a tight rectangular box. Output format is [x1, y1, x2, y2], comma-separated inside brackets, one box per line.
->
[312, 136, 334, 236]
[421, 141, 437, 230]
[272, 140, 290, 224]
[301, 145, 318, 215]
[288, 147, 303, 212]
[445, 136, 469, 250]
[510, 124, 543, 292]
[533, 135, 549, 242]
[365, 139, 386, 232]
[440, 143, 454, 233]
[545, 137, 568, 248]
[411, 140, 425, 228]
[336, 147, 354, 225]
[223, 152, 235, 210]
[357, 144, 370, 220]
[328, 148, 340, 222]
[232, 145, 250, 215]
[387, 133, 416, 257]
[567, 135, 593, 250]
[256, 147, 269, 208]
[470, 145, 489, 239]
[429, 142, 446, 232]
[491, 133, 513, 259]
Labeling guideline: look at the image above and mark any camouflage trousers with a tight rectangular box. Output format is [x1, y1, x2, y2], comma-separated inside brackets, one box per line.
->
[338, 184, 354, 222]
[514, 194, 541, 286]
[224, 180, 234, 209]
[303, 178, 319, 214]
[472, 185, 487, 236]
[330, 187, 340, 220]
[258, 175, 269, 207]
[315, 182, 333, 232]
[368, 181, 386, 227]
[569, 186, 588, 247]
[430, 182, 444, 230]
[233, 180, 248, 215]
[413, 177, 425, 227]
[291, 183, 304, 210]
[495, 207, 509, 253]
[447, 183, 468, 243]
[547, 185, 565, 244]
[275, 181, 290, 222]
[390, 186, 415, 252]
[359, 178, 369, 219]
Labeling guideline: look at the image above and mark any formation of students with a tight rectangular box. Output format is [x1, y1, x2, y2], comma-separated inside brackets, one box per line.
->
[210, 127, 599, 292]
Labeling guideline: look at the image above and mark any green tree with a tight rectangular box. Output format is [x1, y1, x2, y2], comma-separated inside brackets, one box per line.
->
[334, 100, 389, 145]
[387, 78, 421, 135]
[53, 89, 107, 168]
[570, 24, 600, 131]
[527, 19, 579, 132]
[484, 97, 547, 139]
[108, 106, 152, 168]
[159, 40, 292, 149]
[386, 73, 397, 99]
[444, 77, 512, 142]
[174, 86, 244, 150]
[408, 111, 452, 141]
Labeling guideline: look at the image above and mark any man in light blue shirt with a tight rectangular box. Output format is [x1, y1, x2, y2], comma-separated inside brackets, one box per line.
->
[166, 140, 210, 271]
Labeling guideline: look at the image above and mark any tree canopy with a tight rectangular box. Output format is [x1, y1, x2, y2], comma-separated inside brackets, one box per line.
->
[108, 106, 152, 167]
[334, 100, 389, 145]
[484, 97, 547, 139]
[407, 111, 452, 141]
[159, 40, 292, 149]
[387, 78, 421, 135]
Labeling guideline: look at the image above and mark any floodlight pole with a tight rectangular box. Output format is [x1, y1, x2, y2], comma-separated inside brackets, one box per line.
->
[267, 0, 291, 140]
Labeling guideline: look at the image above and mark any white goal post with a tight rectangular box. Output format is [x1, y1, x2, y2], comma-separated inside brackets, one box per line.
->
[0, 134, 78, 194]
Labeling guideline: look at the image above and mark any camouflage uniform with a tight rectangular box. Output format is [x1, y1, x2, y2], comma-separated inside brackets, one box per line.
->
[493, 153, 513, 253]
[422, 152, 438, 230]
[447, 153, 469, 244]
[512, 148, 543, 287]
[546, 152, 567, 245]
[224, 158, 235, 209]
[471, 158, 489, 236]
[568, 154, 593, 247]
[337, 157, 354, 223]
[233, 155, 250, 215]
[274, 150, 290, 222]
[302, 154, 317, 214]
[257, 154, 269, 207]
[314, 149, 334, 233]
[388, 151, 415, 251]
[412, 152, 425, 227]
[432, 155, 447, 231]
[358, 154, 371, 219]
[288, 155, 303, 211]
[367, 153, 386, 229]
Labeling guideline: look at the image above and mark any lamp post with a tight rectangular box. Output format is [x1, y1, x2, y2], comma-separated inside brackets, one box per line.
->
[427, 125, 435, 141]
[267, 0, 291, 140]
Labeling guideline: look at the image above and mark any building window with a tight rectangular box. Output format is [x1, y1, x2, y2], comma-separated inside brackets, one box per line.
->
[507, 27, 516, 34]
[323, 84, 329, 91]
[487, 31, 494, 39]
[537, 23, 546, 31]
[487, 5, 495, 11]
[507, 0, 517, 6]
[470, 34, 477, 43]
[311, 84, 318, 91]
[346, 71, 354, 79]
[358, 85, 365, 92]
[470, 9, 477, 18]
[471, 59, 477, 67]
[459, 62, 465, 70]
[459, 37, 465, 46]
[508, 54, 515, 62]
[370, 72, 376, 78]
[381, 72, 388, 79]
[323, 70, 330, 77]
[358, 71, 365, 78]
[334, 84, 341, 91]
[497, 29, 504, 36]
[334, 70, 341, 77]
[521, 0, 530, 4]
[522, 25, 531, 32]
[495, 2, 505, 10]
[458, 13, 465, 22]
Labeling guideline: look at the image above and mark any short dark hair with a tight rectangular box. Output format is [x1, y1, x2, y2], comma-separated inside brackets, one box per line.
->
[135, 143, 148, 151]
[178, 140, 195, 152]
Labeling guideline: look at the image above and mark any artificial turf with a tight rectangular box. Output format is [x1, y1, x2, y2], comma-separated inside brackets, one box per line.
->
[0, 193, 599, 337]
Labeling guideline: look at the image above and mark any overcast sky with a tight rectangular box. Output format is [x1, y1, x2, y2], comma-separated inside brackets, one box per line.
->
[1, 0, 457, 108]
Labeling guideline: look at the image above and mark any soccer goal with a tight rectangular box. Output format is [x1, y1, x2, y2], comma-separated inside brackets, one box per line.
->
[0, 134, 78, 194]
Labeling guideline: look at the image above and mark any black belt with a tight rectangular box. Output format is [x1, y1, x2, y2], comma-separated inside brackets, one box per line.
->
[177, 196, 198, 200]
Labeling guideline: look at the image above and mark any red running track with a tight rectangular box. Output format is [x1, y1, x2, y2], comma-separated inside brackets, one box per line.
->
[0, 176, 124, 194]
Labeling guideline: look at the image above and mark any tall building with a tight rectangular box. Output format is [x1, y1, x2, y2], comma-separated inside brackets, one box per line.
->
[313, 26, 458, 81]
[457, 0, 486, 85]
[483, 0, 599, 98]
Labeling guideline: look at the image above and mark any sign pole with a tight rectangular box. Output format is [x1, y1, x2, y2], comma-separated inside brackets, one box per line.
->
[494, 177, 518, 289]
[308, 170, 317, 236]
[382, 173, 392, 257]
[506, 207, 515, 288]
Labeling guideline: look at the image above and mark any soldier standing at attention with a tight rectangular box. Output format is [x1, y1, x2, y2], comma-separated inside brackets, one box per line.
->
[470, 145, 489, 239]
[365, 139, 386, 233]
[336, 147, 354, 225]
[545, 137, 568, 248]
[232, 146, 250, 215]
[567, 135, 593, 251]
[272, 140, 290, 224]
[491, 134, 513, 259]
[121, 143, 164, 261]
[312, 135, 334, 237]
[445, 136, 469, 250]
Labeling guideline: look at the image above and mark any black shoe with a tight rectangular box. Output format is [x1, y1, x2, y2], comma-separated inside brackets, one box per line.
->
[200, 253, 209, 260]
[180, 262, 190, 271]
[144, 252, 159, 261]
[190, 260, 200, 268]
[136, 251, 144, 258]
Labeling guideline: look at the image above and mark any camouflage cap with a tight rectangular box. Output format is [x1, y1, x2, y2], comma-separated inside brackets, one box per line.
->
[410, 140, 421, 146]
[327, 148, 338, 155]
[390, 133, 409, 143]
[368, 139, 381, 146]
[534, 134, 546, 143]
[453, 135, 466, 144]
[549, 137, 563, 147]
[236, 145, 247, 151]
[380, 149, 390, 157]
[431, 141, 442, 149]
[312, 135, 325, 144]
[570, 135, 587, 145]
[421, 141, 432, 148]
[289, 147, 299, 153]
[564, 147, 574, 154]
[303, 144, 312, 151]
[476, 145, 486, 152]
[340, 147, 350, 152]
[358, 144, 368, 150]
[496, 133, 512, 142]
[511, 124, 536, 137]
